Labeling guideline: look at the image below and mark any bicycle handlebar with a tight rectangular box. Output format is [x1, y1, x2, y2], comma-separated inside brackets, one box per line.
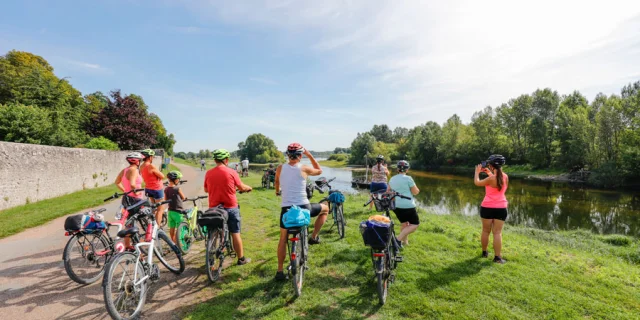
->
[103, 188, 145, 202]
[163, 180, 188, 186]
[362, 192, 410, 207]
[185, 195, 208, 202]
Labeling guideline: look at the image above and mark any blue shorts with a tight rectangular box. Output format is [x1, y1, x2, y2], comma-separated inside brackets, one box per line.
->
[370, 182, 388, 193]
[225, 207, 241, 234]
[145, 188, 164, 200]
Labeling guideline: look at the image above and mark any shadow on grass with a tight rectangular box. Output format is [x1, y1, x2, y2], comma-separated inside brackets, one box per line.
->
[416, 257, 486, 293]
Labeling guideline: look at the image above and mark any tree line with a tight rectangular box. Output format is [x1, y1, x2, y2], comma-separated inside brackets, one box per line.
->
[0, 50, 175, 153]
[348, 82, 640, 187]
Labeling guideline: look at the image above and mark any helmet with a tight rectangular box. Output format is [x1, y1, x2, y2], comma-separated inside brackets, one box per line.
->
[487, 154, 506, 167]
[376, 155, 384, 161]
[140, 149, 155, 158]
[126, 152, 144, 165]
[212, 149, 231, 161]
[397, 160, 410, 172]
[167, 171, 183, 180]
[286, 143, 304, 157]
[269, 163, 274, 168]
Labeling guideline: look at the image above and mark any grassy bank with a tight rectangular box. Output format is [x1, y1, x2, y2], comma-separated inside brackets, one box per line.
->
[184, 175, 640, 319]
[0, 184, 119, 239]
[318, 160, 348, 168]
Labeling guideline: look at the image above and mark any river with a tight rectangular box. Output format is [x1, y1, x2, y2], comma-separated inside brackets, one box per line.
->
[311, 162, 640, 237]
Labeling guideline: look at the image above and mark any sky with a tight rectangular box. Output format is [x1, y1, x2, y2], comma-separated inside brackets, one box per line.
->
[1, 0, 640, 152]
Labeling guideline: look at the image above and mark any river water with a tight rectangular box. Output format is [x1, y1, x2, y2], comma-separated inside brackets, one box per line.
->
[312, 162, 640, 237]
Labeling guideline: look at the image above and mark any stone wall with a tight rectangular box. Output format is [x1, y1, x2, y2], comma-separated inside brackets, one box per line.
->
[0, 142, 163, 210]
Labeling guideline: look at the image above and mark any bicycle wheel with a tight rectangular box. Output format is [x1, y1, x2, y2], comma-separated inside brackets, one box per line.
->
[206, 229, 223, 282]
[193, 225, 206, 242]
[103, 252, 147, 320]
[177, 221, 192, 254]
[335, 204, 345, 239]
[63, 232, 110, 284]
[262, 177, 268, 188]
[154, 230, 185, 274]
[292, 237, 305, 297]
[161, 211, 168, 229]
[389, 231, 398, 270]
[375, 257, 388, 305]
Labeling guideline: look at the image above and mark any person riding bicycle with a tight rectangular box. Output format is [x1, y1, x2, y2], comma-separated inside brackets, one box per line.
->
[165, 171, 187, 243]
[369, 155, 390, 210]
[274, 143, 329, 281]
[114, 152, 144, 249]
[241, 158, 250, 176]
[140, 149, 166, 224]
[474, 154, 509, 264]
[387, 160, 420, 247]
[204, 148, 253, 266]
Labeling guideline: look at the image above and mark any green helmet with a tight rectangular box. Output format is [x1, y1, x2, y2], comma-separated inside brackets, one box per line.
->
[167, 171, 182, 180]
[212, 149, 231, 160]
[140, 149, 155, 158]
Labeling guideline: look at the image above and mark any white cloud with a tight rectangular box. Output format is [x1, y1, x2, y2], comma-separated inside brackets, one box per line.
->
[66, 59, 110, 73]
[249, 77, 278, 85]
[181, 0, 640, 126]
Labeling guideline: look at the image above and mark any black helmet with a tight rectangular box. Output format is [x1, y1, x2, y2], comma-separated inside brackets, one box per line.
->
[376, 155, 384, 162]
[487, 154, 506, 167]
[269, 163, 274, 168]
[397, 160, 410, 172]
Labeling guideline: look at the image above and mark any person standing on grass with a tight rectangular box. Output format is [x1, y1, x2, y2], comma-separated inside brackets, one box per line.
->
[241, 157, 250, 176]
[140, 149, 166, 225]
[369, 155, 390, 210]
[387, 160, 420, 247]
[204, 148, 253, 266]
[165, 171, 187, 244]
[474, 154, 508, 264]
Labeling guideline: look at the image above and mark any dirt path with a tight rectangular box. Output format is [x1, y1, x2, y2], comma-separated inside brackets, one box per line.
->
[0, 163, 214, 320]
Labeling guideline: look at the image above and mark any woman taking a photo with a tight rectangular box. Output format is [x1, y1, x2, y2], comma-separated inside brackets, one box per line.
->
[474, 154, 508, 264]
[369, 155, 390, 210]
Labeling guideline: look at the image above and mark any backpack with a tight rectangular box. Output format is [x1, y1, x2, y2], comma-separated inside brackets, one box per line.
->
[64, 213, 106, 232]
[198, 205, 228, 230]
[360, 219, 391, 249]
[282, 205, 311, 228]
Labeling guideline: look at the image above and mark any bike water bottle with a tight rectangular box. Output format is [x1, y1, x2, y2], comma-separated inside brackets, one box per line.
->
[145, 223, 153, 242]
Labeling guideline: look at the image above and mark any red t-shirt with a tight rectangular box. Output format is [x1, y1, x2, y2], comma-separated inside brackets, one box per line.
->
[204, 165, 242, 208]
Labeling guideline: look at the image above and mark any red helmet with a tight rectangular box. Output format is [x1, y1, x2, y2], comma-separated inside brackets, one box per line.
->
[286, 143, 304, 156]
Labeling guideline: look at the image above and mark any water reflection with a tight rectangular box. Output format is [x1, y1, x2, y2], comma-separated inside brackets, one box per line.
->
[350, 170, 640, 237]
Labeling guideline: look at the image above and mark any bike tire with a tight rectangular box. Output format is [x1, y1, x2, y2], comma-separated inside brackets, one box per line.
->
[154, 231, 185, 274]
[161, 211, 168, 229]
[389, 231, 398, 270]
[336, 204, 345, 239]
[63, 232, 110, 285]
[376, 258, 388, 305]
[177, 221, 192, 254]
[206, 229, 223, 282]
[103, 252, 147, 320]
[194, 225, 206, 241]
[292, 236, 305, 297]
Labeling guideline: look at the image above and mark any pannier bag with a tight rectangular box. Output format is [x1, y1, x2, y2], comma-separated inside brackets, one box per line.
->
[282, 205, 311, 228]
[198, 205, 228, 230]
[64, 213, 106, 232]
[360, 219, 391, 249]
[328, 191, 345, 204]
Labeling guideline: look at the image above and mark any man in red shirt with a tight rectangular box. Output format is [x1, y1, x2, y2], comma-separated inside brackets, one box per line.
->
[204, 149, 253, 265]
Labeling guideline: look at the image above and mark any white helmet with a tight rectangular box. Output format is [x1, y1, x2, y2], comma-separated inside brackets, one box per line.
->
[126, 152, 144, 164]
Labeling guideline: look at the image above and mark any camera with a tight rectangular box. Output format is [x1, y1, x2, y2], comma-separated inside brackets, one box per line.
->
[481, 160, 488, 168]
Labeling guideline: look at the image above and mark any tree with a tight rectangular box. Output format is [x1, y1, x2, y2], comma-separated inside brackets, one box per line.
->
[408, 121, 442, 166]
[369, 124, 394, 143]
[84, 136, 119, 150]
[528, 88, 560, 167]
[392, 127, 409, 142]
[88, 90, 157, 150]
[497, 94, 532, 162]
[349, 132, 376, 165]
[595, 94, 623, 164]
[554, 91, 593, 170]
[238, 133, 281, 163]
[0, 103, 52, 144]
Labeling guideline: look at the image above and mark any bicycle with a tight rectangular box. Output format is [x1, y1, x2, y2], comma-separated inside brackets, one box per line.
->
[314, 177, 346, 239]
[363, 192, 410, 305]
[176, 195, 208, 254]
[286, 224, 309, 297]
[261, 169, 275, 189]
[62, 188, 149, 285]
[102, 199, 185, 320]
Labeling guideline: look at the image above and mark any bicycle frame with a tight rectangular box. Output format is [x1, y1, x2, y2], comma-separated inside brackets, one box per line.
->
[132, 218, 159, 286]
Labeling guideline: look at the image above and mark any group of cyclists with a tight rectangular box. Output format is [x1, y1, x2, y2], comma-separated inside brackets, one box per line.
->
[115, 144, 510, 286]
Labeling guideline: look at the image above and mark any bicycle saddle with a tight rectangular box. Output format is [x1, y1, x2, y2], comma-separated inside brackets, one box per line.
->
[286, 227, 302, 235]
[117, 227, 139, 238]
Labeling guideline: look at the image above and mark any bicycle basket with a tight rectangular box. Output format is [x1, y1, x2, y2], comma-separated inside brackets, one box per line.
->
[361, 219, 391, 249]
[373, 196, 395, 212]
[282, 205, 311, 228]
[315, 177, 327, 187]
[198, 206, 228, 229]
[328, 191, 345, 204]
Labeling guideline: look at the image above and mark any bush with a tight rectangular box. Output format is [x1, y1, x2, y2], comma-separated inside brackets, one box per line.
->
[328, 154, 348, 162]
[598, 234, 632, 246]
[84, 136, 119, 151]
[589, 161, 623, 188]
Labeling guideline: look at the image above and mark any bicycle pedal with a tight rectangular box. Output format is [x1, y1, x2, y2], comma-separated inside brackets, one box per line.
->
[395, 256, 404, 262]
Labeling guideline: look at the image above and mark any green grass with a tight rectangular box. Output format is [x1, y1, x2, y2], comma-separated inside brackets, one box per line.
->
[319, 160, 348, 168]
[185, 175, 640, 319]
[0, 184, 119, 239]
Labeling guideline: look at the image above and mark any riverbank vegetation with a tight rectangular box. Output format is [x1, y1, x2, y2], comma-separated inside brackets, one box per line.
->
[0, 50, 176, 153]
[184, 174, 640, 319]
[346, 82, 640, 188]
